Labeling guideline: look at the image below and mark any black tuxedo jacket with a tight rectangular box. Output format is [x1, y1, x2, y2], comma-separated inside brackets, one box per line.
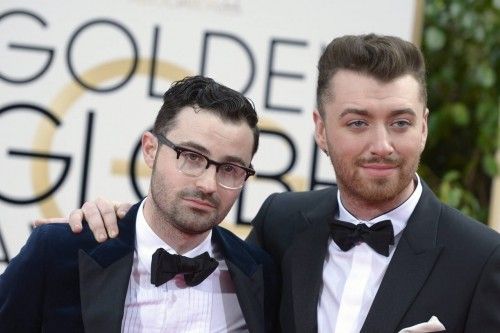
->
[248, 182, 500, 332]
[0, 202, 279, 333]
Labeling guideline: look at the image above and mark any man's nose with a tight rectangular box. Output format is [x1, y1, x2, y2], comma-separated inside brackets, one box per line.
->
[369, 126, 394, 157]
[195, 165, 218, 193]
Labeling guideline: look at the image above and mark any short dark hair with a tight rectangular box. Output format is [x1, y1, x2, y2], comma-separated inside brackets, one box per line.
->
[316, 34, 427, 115]
[153, 75, 259, 155]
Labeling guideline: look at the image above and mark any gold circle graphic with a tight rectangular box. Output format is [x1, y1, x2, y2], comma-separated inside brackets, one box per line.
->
[32, 58, 191, 217]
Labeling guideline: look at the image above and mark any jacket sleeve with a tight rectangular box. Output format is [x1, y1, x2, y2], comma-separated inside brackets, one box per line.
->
[465, 243, 500, 332]
[0, 227, 47, 332]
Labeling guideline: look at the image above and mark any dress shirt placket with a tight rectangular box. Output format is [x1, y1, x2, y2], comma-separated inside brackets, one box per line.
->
[334, 244, 373, 333]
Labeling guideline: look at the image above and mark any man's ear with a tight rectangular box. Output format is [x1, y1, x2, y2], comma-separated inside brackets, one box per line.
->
[142, 132, 158, 169]
[421, 108, 429, 152]
[313, 109, 328, 154]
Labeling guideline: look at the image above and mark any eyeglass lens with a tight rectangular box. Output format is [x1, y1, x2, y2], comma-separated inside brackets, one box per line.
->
[177, 150, 247, 189]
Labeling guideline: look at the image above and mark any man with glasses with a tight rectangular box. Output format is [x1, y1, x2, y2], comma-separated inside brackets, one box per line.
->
[0, 76, 279, 332]
[154, 132, 255, 191]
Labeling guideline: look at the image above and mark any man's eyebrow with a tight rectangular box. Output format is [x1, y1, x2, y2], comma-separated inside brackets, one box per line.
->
[177, 140, 248, 166]
[339, 108, 369, 118]
[177, 141, 210, 155]
[390, 108, 417, 117]
[339, 108, 417, 118]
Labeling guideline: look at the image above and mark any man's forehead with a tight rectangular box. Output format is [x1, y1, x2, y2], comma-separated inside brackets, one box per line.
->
[169, 111, 254, 163]
[327, 71, 422, 99]
[326, 73, 419, 102]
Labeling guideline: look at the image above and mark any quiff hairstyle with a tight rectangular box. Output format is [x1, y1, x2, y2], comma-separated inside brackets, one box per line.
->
[153, 75, 259, 155]
[316, 34, 427, 116]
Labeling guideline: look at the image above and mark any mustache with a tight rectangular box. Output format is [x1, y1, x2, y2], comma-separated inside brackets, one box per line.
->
[356, 156, 401, 166]
[179, 189, 220, 207]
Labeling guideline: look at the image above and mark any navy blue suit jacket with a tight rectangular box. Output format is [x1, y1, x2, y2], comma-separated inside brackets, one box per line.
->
[0, 202, 279, 333]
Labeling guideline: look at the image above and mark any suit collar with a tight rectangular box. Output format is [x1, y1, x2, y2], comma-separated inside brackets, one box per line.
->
[287, 187, 338, 332]
[79, 202, 139, 333]
[400, 181, 442, 252]
[361, 181, 443, 332]
[290, 217, 331, 332]
[302, 187, 338, 224]
[212, 226, 266, 333]
[83, 202, 138, 267]
[212, 226, 260, 277]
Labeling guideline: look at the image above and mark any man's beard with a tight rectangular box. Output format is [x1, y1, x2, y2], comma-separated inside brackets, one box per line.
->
[333, 154, 419, 204]
[149, 175, 223, 235]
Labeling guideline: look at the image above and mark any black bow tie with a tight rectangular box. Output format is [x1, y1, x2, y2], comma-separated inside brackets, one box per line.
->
[329, 219, 394, 256]
[150, 248, 219, 287]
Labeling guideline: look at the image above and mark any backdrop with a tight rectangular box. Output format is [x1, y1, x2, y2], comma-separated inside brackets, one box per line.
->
[0, 0, 422, 271]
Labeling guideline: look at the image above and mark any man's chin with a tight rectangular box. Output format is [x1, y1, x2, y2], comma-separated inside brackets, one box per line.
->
[176, 220, 217, 235]
[351, 179, 401, 203]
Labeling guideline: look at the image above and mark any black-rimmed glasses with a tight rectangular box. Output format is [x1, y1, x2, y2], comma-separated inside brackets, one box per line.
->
[154, 132, 255, 190]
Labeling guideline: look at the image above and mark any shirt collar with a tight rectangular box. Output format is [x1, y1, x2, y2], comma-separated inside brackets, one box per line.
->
[337, 174, 423, 237]
[135, 198, 213, 274]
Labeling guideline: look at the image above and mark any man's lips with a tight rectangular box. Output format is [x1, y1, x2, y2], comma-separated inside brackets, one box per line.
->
[362, 163, 397, 169]
[361, 163, 398, 176]
[183, 197, 217, 210]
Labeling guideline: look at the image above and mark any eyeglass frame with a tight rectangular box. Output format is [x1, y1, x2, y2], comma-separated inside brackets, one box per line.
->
[153, 132, 256, 189]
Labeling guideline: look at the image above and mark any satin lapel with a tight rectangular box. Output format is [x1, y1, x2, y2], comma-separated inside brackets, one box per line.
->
[79, 251, 134, 333]
[212, 227, 264, 333]
[288, 190, 337, 332]
[79, 202, 139, 333]
[228, 261, 264, 333]
[361, 183, 444, 333]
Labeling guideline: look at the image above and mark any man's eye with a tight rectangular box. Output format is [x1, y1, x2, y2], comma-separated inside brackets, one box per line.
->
[393, 120, 411, 128]
[348, 120, 367, 128]
[221, 164, 237, 173]
[184, 152, 203, 162]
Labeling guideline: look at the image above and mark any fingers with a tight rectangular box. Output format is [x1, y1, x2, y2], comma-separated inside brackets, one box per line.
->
[32, 217, 68, 228]
[32, 198, 127, 243]
[116, 202, 133, 219]
[68, 209, 84, 234]
[80, 200, 109, 242]
[95, 197, 120, 239]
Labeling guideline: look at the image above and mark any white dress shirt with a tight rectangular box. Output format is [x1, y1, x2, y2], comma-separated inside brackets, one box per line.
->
[121, 200, 247, 332]
[317, 176, 423, 333]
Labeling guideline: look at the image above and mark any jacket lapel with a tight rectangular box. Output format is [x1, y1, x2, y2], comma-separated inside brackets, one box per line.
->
[79, 251, 133, 333]
[228, 261, 264, 332]
[79, 203, 139, 333]
[212, 227, 265, 333]
[287, 189, 337, 332]
[361, 183, 443, 333]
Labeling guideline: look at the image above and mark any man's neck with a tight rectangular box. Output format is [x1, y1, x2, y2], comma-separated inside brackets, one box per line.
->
[339, 180, 416, 221]
[143, 198, 210, 254]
